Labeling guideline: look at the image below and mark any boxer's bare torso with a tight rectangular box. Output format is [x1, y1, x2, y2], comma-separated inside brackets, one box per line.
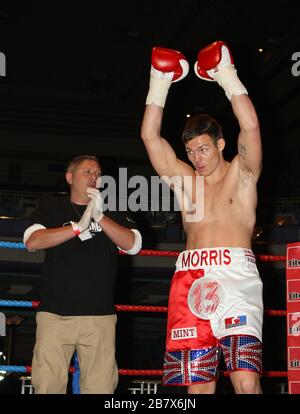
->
[181, 155, 257, 250]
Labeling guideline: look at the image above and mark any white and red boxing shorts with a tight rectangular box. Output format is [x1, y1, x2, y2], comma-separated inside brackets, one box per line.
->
[163, 247, 263, 386]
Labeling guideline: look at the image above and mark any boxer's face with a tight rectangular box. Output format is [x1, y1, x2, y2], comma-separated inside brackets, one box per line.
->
[66, 160, 101, 200]
[185, 134, 224, 176]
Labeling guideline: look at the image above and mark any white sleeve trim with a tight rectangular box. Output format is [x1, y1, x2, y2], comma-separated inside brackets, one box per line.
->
[23, 223, 46, 245]
[117, 229, 142, 256]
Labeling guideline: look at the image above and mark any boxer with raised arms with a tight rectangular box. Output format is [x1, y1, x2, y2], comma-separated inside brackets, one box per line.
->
[141, 41, 263, 394]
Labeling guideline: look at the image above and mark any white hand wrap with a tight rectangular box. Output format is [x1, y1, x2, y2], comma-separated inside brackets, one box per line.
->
[145, 68, 173, 108]
[213, 65, 248, 101]
[76, 199, 94, 233]
[87, 188, 104, 223]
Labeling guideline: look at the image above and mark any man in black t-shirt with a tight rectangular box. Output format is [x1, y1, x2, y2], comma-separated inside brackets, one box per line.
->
[23, 155, 142, 394]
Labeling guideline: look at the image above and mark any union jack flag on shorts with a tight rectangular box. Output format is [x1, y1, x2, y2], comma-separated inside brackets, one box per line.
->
[220, 335, 262, 374]
[163, 347, 220, 385]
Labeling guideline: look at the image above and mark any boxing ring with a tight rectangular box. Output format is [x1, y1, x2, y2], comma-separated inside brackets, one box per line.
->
[0, 240, 299, 394]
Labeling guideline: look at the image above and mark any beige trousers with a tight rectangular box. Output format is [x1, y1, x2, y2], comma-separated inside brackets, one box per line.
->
[31, 312, 118, 394]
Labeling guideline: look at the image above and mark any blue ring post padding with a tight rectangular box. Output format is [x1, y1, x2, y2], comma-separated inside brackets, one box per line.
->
[72, 352, 80, 394]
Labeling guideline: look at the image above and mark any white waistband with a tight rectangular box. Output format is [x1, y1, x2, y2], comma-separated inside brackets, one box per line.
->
[176, 247, 256, 271]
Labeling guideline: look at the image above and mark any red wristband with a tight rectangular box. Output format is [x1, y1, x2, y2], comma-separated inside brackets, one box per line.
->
[71, 221, 81, 236]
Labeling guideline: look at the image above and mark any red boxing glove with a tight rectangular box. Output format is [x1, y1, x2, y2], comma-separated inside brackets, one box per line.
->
[146, 47, 189, 107]
[194, 41, 234, 81]
[151, 47, 189, 83]
[194, 41, 247, 100]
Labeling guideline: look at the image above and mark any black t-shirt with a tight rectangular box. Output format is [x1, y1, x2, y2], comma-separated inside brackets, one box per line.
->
[32, 195, 137, 316]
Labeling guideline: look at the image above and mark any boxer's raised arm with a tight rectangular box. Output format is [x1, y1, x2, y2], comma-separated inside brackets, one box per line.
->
[141, 47, 191, 178]
[194, 41, 262, 179]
